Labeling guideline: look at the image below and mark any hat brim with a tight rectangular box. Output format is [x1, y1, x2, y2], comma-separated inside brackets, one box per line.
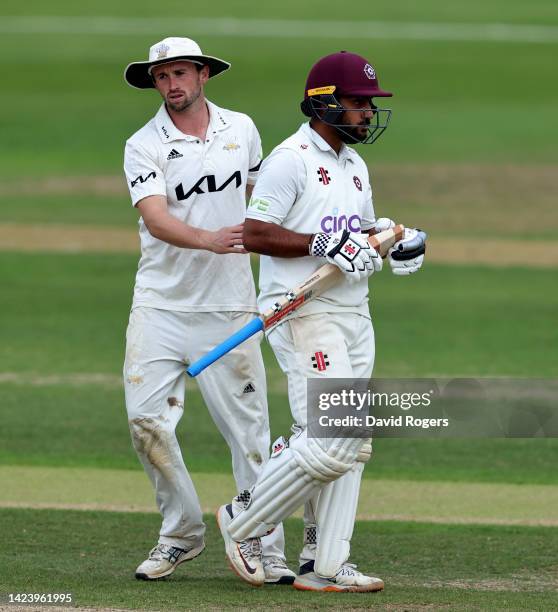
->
[124, 55, 230, 89]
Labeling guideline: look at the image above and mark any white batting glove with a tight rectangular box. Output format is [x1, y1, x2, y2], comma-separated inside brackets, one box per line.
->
[389, 228, 426, 276]
[310, 230, 382, 283]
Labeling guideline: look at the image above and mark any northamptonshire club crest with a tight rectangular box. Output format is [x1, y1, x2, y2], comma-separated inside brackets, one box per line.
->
[353, 175, 362, 191]
[311, 351, 330, 371]
[364, 63, 376, 80]
[317, 167, 331, 185]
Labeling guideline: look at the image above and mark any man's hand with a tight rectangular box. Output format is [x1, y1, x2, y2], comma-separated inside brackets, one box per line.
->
[388, 228, 426, 275]
[137, 196, 247, 253]
[202, 223, 248, 254]
[310, 229, 382, 283]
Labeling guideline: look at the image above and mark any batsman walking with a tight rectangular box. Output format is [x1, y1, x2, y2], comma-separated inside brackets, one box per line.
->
[217, 50, 425, 591]
[122, 37, 294, 583]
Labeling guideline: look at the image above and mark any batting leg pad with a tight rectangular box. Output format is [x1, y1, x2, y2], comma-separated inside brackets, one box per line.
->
[314, 461, 364, 578]
[227, 430, 361, 541]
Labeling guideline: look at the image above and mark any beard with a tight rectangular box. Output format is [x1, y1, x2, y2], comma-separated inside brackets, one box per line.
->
[166, 84, 202, 113]
[336, 122, 370, 144]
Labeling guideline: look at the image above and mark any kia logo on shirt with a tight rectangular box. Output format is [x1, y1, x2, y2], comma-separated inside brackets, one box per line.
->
[320, 208, 362, 233]
[130, 172, 157, 188]
[175, 171, 242, 200]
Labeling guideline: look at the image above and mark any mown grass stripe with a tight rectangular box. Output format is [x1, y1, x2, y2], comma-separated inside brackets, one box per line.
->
[1, 223, 558, 266]
[2, 466, 557, 526]
[1, 17, 558, 44]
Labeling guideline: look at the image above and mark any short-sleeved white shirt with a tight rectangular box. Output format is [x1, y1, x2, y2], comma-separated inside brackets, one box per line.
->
[246, 122, 376, 318]
[124, 100, 262, 312]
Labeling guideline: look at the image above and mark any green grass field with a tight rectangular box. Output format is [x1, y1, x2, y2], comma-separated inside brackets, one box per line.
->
[2, 509, 558, 610]
[1, 0, 557, 609]
[1, 0, 558, 179]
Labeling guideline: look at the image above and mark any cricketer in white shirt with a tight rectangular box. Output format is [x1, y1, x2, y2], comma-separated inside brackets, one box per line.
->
[123, 101, 286, 570]
[247, 121, 377, 319]
[218, 49, 424, 593]
[244, 120, 379, 579]
[124, 100, 260, 312]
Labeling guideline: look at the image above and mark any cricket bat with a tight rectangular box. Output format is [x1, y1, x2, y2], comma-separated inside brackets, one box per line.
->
[186, 225, 405, 377]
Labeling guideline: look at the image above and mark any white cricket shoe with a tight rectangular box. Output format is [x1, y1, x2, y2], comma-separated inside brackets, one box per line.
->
[135, 542, 205, 580]
[263, 556, 296, 584]
[216, 502, 264, 587]
[293, 562, 384, 592]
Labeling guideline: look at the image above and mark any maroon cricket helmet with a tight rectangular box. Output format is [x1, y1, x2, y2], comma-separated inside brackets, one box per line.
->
[303, 50, 392, 100]
[300, 51, 393, 145]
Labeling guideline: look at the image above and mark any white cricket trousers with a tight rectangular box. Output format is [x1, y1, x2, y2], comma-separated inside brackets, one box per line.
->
[267, 312, 375, 427]
[268, 312, 375, 564]
[124, 306, 284, 557]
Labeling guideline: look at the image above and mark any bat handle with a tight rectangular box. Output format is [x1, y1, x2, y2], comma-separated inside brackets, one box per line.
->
[186, 317, 265, 377]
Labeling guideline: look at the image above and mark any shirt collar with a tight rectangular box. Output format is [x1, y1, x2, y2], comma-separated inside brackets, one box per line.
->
[206, 100, 230, 134]
[155, 99, 230, 143]
[300, 122, 354, 163]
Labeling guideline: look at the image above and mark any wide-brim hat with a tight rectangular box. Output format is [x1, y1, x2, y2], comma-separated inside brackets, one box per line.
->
[125, 37, 230, 89]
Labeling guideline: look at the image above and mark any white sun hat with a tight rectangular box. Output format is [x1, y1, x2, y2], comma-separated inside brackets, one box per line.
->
[124, 37, 231, 89]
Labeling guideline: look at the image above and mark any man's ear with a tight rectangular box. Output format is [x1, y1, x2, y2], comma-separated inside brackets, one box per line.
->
[199, 65, 210, 85]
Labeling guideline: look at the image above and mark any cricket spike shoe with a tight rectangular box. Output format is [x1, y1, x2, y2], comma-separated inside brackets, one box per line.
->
[216, 497, 265, 587]
[135, 542, 205, 580]
[293, 562, 384, 593]
[262, 556, 296, 584]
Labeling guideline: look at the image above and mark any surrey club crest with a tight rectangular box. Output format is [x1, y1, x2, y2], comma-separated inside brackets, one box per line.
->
[155, 43, 170, 59]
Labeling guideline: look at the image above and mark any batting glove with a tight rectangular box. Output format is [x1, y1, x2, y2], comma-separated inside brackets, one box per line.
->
[310, 229, 382, 283]
[389, 228, 427, 276]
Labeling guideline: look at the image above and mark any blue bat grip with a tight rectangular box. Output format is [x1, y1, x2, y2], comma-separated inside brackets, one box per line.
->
[186, 317, 264, 377]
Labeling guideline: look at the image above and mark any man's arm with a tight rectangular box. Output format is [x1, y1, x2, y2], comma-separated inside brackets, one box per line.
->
[137, 195, 246, 254]
[243, 219, 375, 257]
[243, 219, 312, 258]
[245, 183, 254, 203]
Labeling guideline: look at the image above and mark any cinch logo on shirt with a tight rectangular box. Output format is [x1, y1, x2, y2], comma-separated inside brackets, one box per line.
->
[320, 208, 362, 233]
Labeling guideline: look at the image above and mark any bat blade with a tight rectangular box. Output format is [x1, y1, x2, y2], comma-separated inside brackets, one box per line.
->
[186, 224, 404, 377]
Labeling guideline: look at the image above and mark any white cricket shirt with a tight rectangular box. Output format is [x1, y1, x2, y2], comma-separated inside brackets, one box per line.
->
[124, 100, 262, 312]
[246, 122, 376, 317]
